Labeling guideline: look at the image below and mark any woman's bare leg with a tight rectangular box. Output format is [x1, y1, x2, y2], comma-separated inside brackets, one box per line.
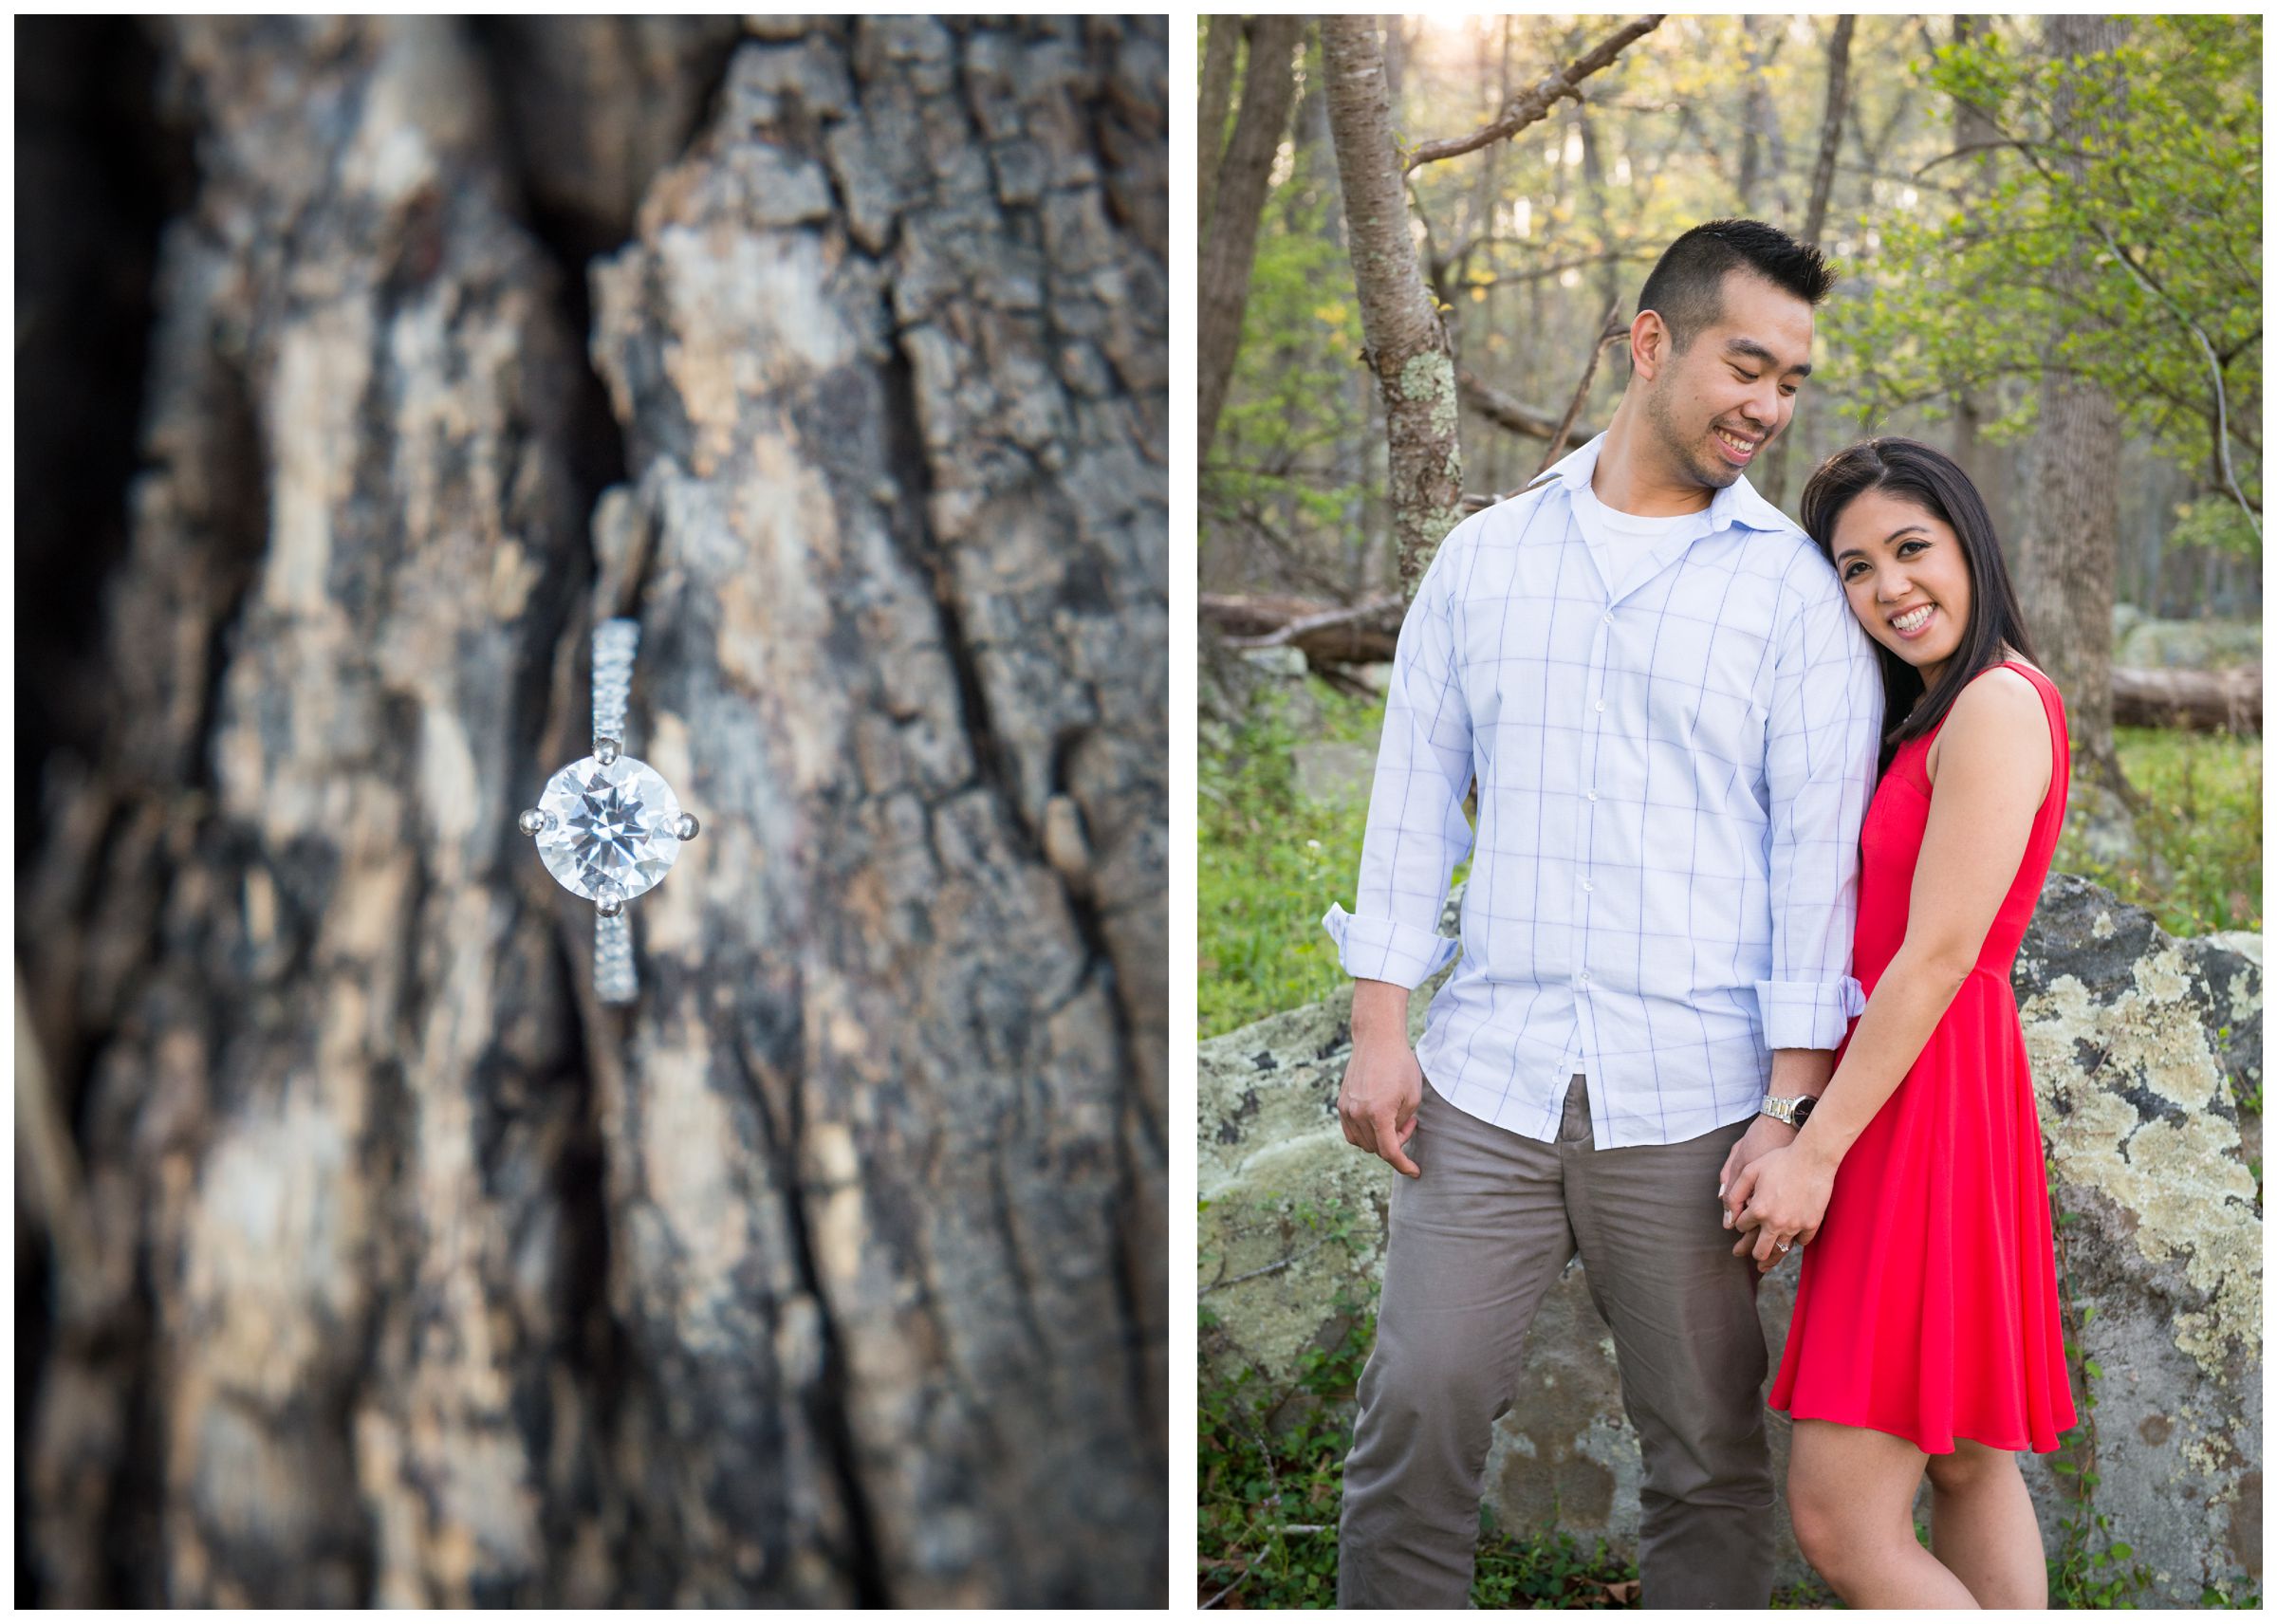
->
[1787, 1418, 1977, 1608]
[1927, 1438, 2048, 1607]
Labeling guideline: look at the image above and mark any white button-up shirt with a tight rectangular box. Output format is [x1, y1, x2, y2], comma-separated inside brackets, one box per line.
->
[1324, 434, 1884, 1149]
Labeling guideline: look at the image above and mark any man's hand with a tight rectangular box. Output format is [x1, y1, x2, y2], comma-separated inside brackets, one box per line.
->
[1339, 983, 1423, 1177]
[1719, 1114, 1799, 1272]
[1725, 1141, 1837, 1273]
[1718, 1115, 1794, 1219]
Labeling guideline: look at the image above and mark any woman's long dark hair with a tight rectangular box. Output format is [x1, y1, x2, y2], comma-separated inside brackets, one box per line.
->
[1799, 437, 2040, 774]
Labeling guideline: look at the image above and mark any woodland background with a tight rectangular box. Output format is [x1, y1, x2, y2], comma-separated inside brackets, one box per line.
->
[1197, 13, 2260, 1608]
[1200, 10, 2261, 1035]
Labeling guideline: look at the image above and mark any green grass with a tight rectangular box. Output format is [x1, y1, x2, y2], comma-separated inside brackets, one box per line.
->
[2055, 726, 2263, 936]
[1199, 1288, 1647, 1609]
[1202, 692, 2262, 1041]
[1199, 680, 1395, 1040]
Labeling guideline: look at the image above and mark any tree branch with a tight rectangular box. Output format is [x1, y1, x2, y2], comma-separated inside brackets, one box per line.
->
[1532, 299, 1626, 480]
[1403, 16, 1666, 172]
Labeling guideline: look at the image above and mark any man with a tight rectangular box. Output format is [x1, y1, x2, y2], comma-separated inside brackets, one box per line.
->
[1323, 219, 1884, 1608]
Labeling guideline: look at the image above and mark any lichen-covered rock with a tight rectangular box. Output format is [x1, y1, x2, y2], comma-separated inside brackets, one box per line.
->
[1201, 874, 2261, 1603]
[2011, 874, 2263, 1597]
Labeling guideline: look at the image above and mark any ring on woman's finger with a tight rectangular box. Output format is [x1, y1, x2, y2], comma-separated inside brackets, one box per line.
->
[1775, 1239, 1792, 1252]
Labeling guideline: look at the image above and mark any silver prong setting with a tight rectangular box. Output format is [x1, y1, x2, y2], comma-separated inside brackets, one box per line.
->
[519, 807, 548, 837]
[596, 889, 625, 918]
[675, 812, 700, 841]
[595, 735, 621, 766]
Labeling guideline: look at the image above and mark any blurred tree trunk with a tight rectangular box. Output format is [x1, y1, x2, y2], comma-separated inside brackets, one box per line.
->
[18, 14, 1166, 1609]
[1734, 16, 1788, 216]
[1197, 15, 1302, 464]
[1196, 14, 1241, 231]
[1946, 16, 2000, 495]
[1321, 14, 1464, 596]
[2021, 13, 2130, 798]
[1757, 13, 1853, 508]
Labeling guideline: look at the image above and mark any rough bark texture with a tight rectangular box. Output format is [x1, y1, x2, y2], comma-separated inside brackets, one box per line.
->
[18, 15, 1166, 1609]
[2020, 14, 2128, 794]
[1196, 15, 1303, 465]
[1319, 15, 1464, 598]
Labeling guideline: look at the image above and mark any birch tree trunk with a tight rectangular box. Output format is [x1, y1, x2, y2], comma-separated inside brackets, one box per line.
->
[18, 15, 1166, 1609]
[1320, 14, 1464, 595]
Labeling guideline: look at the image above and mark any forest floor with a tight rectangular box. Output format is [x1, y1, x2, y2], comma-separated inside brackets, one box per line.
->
[1201, 676, 2263, 1041]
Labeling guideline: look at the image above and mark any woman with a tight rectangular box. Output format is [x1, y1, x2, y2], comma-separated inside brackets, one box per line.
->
[1721, 437, 2077, 1607]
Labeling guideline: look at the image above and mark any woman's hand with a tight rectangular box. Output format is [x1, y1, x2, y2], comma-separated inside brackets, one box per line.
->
[1724, 1142, 1837, 1272]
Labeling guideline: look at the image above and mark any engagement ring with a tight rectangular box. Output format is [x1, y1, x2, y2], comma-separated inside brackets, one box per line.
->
[519, 618, 697, 1003]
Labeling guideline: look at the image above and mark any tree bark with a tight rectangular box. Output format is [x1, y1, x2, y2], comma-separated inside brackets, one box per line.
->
[1946, 17, 2002, 503]
[20, 15, 1166, 1609]
[2021, 14, 2130, 795]
[1196, 15, 1303, 465]
[1196, 14, 1241, 233]
[1320, 15, 1464, 596]
[1756, 13, 1853, 508]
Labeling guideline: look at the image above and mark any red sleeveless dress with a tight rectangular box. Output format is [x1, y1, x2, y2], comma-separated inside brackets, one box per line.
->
[1768, 661, 2079, 1454]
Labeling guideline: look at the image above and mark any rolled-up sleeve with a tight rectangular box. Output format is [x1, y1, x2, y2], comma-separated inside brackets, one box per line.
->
[1322, 528, 1478, 988]
[1756, 555, 1884, 1047]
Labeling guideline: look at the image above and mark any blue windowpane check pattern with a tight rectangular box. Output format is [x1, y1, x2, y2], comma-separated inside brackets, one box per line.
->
[1323, 434, 1885, 1150]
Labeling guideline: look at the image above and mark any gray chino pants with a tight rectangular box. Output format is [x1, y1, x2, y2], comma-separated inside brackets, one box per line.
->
[1338, 1075, 1774, 1609]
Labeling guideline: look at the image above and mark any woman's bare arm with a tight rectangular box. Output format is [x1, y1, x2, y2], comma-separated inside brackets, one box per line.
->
[1726, 667, 2051, 1258]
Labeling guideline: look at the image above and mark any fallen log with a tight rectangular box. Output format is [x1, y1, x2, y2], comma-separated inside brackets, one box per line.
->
[2112, 665, 2261, 733]
[1201, 593, 1401, 665]
[1457, 365, 1601, 445]
[1207, 596, 2264, 737]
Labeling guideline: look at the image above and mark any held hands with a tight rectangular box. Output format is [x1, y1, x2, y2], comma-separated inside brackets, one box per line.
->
[1337, 1032, 1423, 1178]
[1722, 1134, 1838, 1273]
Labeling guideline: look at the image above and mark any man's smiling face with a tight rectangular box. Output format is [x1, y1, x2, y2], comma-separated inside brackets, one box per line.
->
[1641, 268, 1817, 492]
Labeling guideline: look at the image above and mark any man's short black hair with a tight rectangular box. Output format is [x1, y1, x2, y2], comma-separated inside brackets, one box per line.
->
[1636, 219, 1834, 350]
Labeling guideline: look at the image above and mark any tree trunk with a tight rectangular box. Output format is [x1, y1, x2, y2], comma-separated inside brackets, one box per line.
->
[1197, 14, 1241, 234]
[19, 15, 1166, 1609]
[1946, 17, 2001, 501]
[1196, 15, 1304, 466]
[1756, 13, 1853, 508]
[2021, 14, 2130, 795]
[1320, 15, 1465, 596]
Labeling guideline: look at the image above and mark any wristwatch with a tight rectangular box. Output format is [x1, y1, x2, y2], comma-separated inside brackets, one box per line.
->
[1759, 1094, 1817, 1128]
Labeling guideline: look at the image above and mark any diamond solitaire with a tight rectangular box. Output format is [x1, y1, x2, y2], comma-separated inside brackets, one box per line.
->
[521, 618, 697, 1003]
[533, 753, 685, 905]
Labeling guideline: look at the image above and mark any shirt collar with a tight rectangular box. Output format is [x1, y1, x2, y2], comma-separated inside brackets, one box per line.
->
[1535, 431, 1794, 535]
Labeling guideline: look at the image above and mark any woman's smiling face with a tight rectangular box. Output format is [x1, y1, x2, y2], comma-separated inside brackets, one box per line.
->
[1829, 488, 1975, 689]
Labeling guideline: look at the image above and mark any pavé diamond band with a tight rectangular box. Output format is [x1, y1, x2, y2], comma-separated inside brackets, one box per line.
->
[519, 618, 698, 1004]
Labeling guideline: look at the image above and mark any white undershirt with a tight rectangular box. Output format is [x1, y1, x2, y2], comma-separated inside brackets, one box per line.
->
[1569, 477, 1700, 592]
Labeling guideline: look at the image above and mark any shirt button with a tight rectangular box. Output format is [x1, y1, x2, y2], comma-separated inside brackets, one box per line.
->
[1578, 971, 1591, 987]
[1586, 790, 1599, 802]
[1582, 879, 1594, 893]
[1601, 612, 1613, 625]
[1594, 699, 1605, 712]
